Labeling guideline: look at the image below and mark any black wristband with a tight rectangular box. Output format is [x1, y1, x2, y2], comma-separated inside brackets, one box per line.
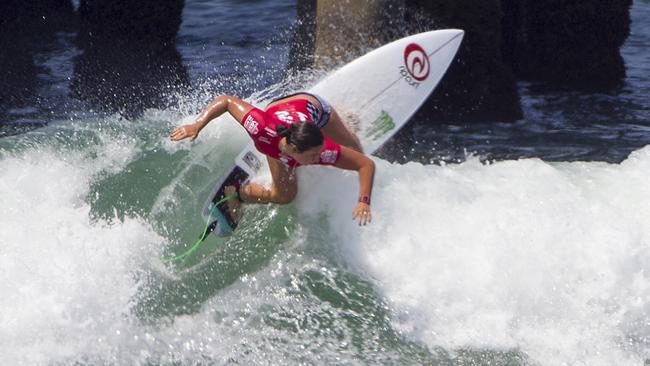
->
[358, 195, 371, 205]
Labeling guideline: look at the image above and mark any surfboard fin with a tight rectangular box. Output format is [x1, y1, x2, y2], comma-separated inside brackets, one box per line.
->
[206, 202, 236, 237]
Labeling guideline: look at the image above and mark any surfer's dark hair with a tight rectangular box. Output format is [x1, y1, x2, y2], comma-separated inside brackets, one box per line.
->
[276, 123, 324, 152]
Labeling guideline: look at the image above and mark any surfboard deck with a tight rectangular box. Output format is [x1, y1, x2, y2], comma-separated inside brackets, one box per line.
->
[203, 29, 464, 236]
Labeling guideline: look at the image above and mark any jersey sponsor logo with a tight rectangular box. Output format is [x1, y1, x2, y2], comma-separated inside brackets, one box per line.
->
[274, 110, 310, 123]
[258, 136, 271, 144]
[274, 110, 293, 123]
[279, 155, 292, 166]
[243, 115, 259, 135]
[264, 126, 277, 137]
[400, 42, 430, 88]
[320, 149, 338, 164]
[365, 110, 395, 140]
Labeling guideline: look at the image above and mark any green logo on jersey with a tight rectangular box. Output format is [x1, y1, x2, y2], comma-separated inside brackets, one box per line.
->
[366, 111, 395, 141]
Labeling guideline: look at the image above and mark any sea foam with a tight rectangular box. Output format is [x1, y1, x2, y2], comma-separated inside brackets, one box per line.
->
[0, 129, 164, 365]
[296, 145, 650, 366]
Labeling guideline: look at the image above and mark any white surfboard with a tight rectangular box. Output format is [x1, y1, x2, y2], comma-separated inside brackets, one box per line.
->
[203, 29, 464, 236]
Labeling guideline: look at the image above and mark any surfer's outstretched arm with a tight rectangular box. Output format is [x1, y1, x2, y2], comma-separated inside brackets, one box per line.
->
[334, 146, 375, 225]
[170, 95, 254, 141]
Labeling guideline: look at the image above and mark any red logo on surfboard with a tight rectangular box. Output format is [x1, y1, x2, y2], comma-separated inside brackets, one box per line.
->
[403, 43, 430, 82]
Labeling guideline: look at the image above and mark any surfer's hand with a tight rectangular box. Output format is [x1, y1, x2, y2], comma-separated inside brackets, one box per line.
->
[170, 123, 200, 141]
[352, 202, 372, 226]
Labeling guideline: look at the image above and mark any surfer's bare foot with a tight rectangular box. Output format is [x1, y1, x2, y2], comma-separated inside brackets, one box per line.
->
[224, 185, 241, 220]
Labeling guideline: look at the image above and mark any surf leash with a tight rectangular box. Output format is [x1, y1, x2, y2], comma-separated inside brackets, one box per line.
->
[163, 192, 237, 263]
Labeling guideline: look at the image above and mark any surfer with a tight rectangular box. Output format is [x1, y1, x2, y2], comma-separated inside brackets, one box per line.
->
[170, 93, 374, 225]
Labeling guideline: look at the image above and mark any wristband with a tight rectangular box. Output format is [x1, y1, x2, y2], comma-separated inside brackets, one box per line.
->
[358, 195, 371, 205]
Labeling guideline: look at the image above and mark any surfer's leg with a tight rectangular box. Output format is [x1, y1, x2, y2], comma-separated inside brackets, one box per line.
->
[320, 108, 363, 153]
[239, 157, 297, 204]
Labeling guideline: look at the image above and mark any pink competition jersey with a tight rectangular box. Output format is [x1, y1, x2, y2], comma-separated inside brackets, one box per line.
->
[239, 104, 341, 168]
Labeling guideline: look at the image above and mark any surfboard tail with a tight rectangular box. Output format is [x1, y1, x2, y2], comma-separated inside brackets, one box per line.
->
[202, 165, 250, 237]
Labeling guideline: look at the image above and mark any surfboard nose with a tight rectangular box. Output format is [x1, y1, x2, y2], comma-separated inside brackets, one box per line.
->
[438, 28, 464, 37]
[426, 29, 464, 52]
[445, 29, 464, 54]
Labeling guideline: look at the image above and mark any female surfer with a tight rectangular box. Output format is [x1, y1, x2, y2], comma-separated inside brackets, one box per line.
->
[170, 93, 374, 225]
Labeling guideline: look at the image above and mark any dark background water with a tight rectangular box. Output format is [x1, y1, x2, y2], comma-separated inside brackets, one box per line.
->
[395, 0, 650, 164]
[2, 0, 649, 163]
